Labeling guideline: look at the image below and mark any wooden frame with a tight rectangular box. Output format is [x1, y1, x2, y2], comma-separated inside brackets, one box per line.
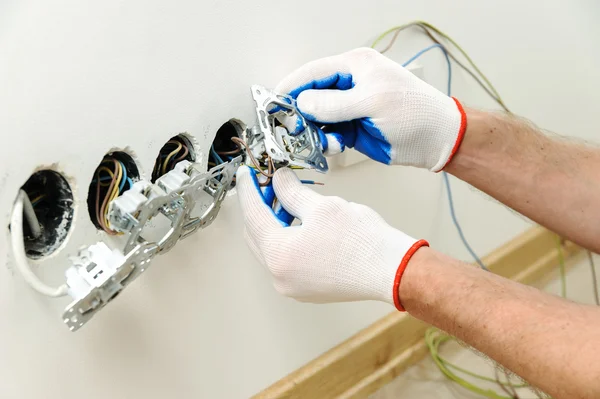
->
[253, 226, 581, 399]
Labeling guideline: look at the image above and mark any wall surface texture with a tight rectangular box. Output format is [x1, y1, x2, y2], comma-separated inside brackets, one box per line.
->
[0, 1, 599, 398]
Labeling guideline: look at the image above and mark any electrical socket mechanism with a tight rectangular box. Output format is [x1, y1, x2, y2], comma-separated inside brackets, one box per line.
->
[63, 241, 157, 331]
[61, 84, 330, 331]
[247, 85, 328, 173]
[12, 84, 331, 332]
[62, 155, 241, 331]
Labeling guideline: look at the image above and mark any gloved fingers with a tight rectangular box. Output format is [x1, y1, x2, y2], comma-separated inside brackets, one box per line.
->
[243, 227, 265, 265]
[274, 88, 366, 137]
[274, 53, 355, 136]
[260, 179, 276, 207]
[274, 112, 305, 135]
[315, 127, 345, 156]
[275, 53, 354, 100]
[318, 121, 359, 151]
[351, 120, 392, 165]
[320, 120, 392, 165]
[296, 88, 367, 124]
[270, 115, 345, 156]
[272, 168, 323, 220]
[273, 200, 296, 225]
[236, 166, 285, 237]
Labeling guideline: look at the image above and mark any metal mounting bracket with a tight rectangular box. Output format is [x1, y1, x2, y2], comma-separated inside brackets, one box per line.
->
[63, 241, 158, 331]
[62, 155, 242, 331]
[250, 85, 328, 173]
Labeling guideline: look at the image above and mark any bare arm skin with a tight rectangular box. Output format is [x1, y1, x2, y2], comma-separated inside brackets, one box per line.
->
[401, 247, 600, 399]
[445, 109, 600, 253]
[399, 110, 600, 398]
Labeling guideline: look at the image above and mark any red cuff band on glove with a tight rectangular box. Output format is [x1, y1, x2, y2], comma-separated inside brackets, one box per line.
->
[440, 97, 467, 172]
[393, 239, 430, 312]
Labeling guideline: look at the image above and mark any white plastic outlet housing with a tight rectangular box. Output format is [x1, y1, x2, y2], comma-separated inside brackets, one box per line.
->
[65, 242, 125, 301]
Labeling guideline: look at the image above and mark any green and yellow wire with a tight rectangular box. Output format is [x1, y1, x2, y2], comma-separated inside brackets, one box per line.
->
[371, 20, 510, 112]
[425, 328, 533, 399]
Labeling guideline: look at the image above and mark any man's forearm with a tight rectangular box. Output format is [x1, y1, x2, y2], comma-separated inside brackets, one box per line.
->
[445, 110, 600, 253]
[401, 247, 600, 399]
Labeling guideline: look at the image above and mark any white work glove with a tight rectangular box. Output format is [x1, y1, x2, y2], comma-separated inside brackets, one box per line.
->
[275, 47, 467, 171]
[236, 165, 429, 310]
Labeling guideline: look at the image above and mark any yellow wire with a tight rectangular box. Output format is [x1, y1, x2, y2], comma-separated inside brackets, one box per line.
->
[162, 141, 183, 175]
[107, 163, 122, 206]
[30, 194, 46, 205]
[104, 162, 123, 229]
[425, 328, 526, 399]
[95, 166, 114, 229]
[440, 352, 528, 388]
[97, 166, 114, 181]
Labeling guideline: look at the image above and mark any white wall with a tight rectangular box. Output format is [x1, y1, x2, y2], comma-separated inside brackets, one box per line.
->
[0, 1, 598, 398]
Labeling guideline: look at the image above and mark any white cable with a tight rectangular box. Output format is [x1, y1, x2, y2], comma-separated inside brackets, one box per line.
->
[10, 191, 68, 297]
[21, 190, 42, 239]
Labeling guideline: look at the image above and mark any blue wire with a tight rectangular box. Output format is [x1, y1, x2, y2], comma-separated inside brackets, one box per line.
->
[402, 44, 488, 270]
[118, 161, 127, 192]
[442, 173, 487, 269]
[92, 175, 135, 188]
[402, 44, 452, 97]
[211, 145, 224, 165]
[92, 164, 133, 193]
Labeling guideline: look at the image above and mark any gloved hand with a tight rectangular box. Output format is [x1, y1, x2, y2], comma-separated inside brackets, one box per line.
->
[275, 47, 467, 172]
[236, 165, 428, 310]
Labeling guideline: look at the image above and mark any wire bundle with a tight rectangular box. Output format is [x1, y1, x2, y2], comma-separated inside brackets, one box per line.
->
[205, 132, 246, 188]
[229, 136, 318, 188]
[372, 21, 510, 112]
[392, 33, 488, 270]
[152, 136, 194, 182]
[425, 329, 538, 399]
[209, 139, 244, 168]
[92, 157, 133, 234]
[229, 137, 275, 186]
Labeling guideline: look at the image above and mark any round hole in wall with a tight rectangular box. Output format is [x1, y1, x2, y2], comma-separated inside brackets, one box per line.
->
[151, 133, 196, 183]
[87, 151, 140, 232]
[209, 119, 246, 187]
[12, 170, 75, 259]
